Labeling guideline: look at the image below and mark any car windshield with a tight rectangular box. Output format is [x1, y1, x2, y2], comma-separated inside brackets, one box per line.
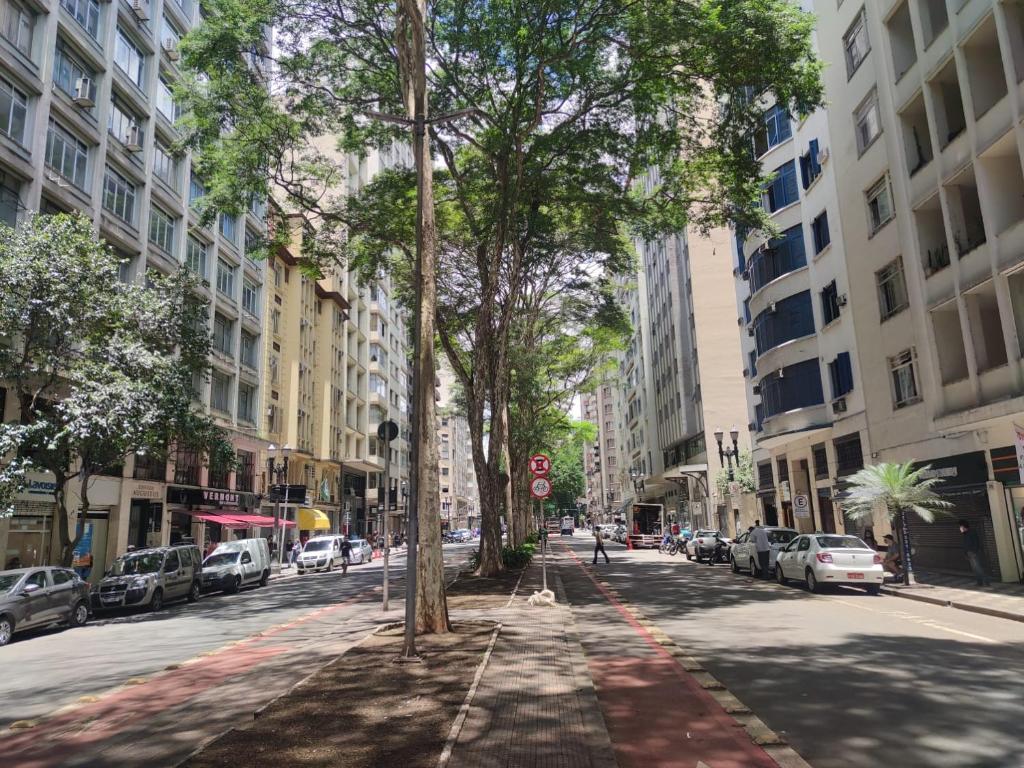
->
[204, 552, 239, 567]
[816, 535, 870, 550]
[110, 553, 163, 575]
[768, 530, 797, 544]
[304, 540, 331, 551]
[697, 530, 719, 537]
[0, 574, 22, 592]
[350, 540, 365, 547]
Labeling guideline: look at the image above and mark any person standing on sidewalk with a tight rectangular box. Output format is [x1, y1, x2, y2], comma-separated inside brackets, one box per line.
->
[959, 520, 991, 586]
[593, 526, 610, 565]
[752, 525, 771, 579]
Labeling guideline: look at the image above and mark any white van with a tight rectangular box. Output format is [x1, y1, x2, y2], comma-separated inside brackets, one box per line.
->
[297, 536, 345, 574]
[201, 538, 271, 594]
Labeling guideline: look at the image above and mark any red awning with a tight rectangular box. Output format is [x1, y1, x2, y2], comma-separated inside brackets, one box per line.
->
[225, 514, 297, 528]
[193, 513, 250, 529]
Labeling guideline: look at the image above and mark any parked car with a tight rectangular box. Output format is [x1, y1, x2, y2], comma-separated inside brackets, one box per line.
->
[775, 534, 884, 594]
[730, 527, 799, 576]
[613, 525, 627, 543]
[347, 538, 374, 564]
[93, 545, 203, 612]
[201, 538, 271, 594]
[685, 530, 722, 562]
[0, 567, 91, 647]
[297, 536, 346, 573]
[454, 529, 474, 543]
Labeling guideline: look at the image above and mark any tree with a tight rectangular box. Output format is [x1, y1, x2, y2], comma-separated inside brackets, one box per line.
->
[543, 421, 597, 517]
[0, 214, 234, 565]
[714, 452, 755, 497]
[842, 462, 952, 586]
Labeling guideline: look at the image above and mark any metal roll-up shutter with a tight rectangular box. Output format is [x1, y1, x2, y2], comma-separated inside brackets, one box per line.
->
[904, 484, 1001, 580]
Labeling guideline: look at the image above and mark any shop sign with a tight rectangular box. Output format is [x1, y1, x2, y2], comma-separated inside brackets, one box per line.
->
[919, 467, 958, 480]
[167, 487, 239, 507]
[129, 482, 164, 500]
[16, 472, 57, 499]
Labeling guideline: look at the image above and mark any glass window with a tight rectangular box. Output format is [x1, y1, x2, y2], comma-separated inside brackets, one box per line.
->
[1, 0, 35, 57]
[210, 370, 231, 413]
[828, 352, 854, 398]
[854, 90, 881, 155]
[188, 171, 206, 208]
[153, 142, 177, 189]
[212, 312, 233, 355]
[242, 279, 259, 315]
[844, 7, 870, 77]
[765, 160, 798, 212]
[219, 213, 237, 245]
[889, 349, 920, 408]
[216, 259, 236, 297]
[866, 174, 894, 233]
[0, 75, 27, 144]
[60, 0, 99, 39]
[161, 15, 181, 50]
[156, 77, 179, 122]
[0, 176, 19, 227]
[876, 257, 908, 319]
[114, 28, 145, 87]
[53, 40, 96, 107]
[185, 235, 207, 278]
[821, 281, 841, 325]
[148, 206, 176, 252]
[244, 226, 260, 256]
[240, 330, 258, 368]
[799, 139, 822, 189]
[237, 381, 256, 422]
[811, 210, 830, 254]
[44, 119, 89, 189]
[102, 165, 136, 223]
[753, 103, 792, 157]
[107, 98, 140, 147]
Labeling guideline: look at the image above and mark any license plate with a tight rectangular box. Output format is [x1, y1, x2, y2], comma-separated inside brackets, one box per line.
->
[847, 572, 864, 579]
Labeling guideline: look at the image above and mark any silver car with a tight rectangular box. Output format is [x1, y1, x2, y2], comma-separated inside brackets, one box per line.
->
[347, 538, 374, 564]
[0, 567, 91, 647]
[92, 545, 203, 612]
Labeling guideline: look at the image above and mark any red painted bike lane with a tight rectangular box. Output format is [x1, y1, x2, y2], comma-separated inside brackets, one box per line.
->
[559, 542, 781, 768]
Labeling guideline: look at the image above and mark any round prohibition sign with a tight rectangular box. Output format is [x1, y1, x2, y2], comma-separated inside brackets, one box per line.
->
[529, 453, 551, 476]
[530, 476, 552, 499]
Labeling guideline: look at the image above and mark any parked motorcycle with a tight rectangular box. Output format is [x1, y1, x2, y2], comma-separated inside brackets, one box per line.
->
[706, 534, 731, 565]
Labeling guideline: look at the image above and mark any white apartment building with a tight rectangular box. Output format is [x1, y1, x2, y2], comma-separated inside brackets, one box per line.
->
[582, 386, 623, 523]
[436, 363, 477, 531]
[0, 0, 271, 572]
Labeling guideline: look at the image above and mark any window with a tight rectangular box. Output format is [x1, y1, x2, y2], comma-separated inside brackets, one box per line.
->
[843, 7, 870, 78]
[752, 290, 816, 356]
[153, 142, 178, 189]
[876, 258, 909, 320]
[866, 175, 894, 233]
[821, 281, 841, 325]
[107, 98, 139, 147]
[102, 166, 136, 223]
[44, 119, 88, 189]
[242, 279, 259, 315]
[185, 235, 207, 277]
[854, 90, 881, 155]
[244, 226, 260, 256]
[240, 330, 258, 368]
[60, 0, 99, 39]
[805, 212, 829, 257]
[759, 359, 825, 419]
[148, 206, 176, 252]
[237, 382, 256, 423]
[0, 176, 19, 227]
[799, 139, 822, 189]
[889, 349, 920, 408]
[210, 369, 232, 412]
[114, 28, 145, 87]
[0, 76, 27, 144]
[828, 352, 854, 398]
[219, 213, 237, 245]
[1, 0, 34, 57]
[161, 15, 181, 51]
[271, 308, 280, 334]
[765, 160, 798, 212]
[216, 259, 236, 297]
[212, 312, 233, 355]
[753, 103, 792, 157]
[53, 40, 96, 106]
[156, 77, 179, 122]
[188, 171, 206, 207]
[747, 224, 806, 293]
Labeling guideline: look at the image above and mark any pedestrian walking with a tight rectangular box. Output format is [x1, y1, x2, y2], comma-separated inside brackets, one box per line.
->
[882, 534, 902, 580]
[341, 536, 352, 575]
[959, 520, 991, 586]
[752, 525, 771, 578]
[593, 525, 610, 565]
[283, 538, 293, 569]
[290, 539, 301, 568]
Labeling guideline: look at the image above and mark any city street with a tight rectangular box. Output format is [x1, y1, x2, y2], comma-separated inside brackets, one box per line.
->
[558, 535, 1024, 768]
[0, 545, 474, 768]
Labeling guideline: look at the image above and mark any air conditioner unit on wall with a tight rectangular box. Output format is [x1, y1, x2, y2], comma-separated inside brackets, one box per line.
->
[132, 0, 149, 21]
[833, 397, 847, 413]
[124, 123, 142, 151]
[163, 39, 180, 61]
[837, 293, 848, 307]
[73, 77, 94, 107]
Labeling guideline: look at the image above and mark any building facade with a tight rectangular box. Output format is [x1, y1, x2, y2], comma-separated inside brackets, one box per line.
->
[436, 363, 476, 531]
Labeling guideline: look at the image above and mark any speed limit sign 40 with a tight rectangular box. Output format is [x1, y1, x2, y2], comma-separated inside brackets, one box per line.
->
[530, 476, 552, 499]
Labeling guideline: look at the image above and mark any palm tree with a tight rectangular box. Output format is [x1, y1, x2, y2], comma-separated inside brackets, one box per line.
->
[842, 462, 952, 585]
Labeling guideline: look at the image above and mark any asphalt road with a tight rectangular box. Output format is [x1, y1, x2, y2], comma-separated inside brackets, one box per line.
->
[560, 535, 1024, 768]
[0, 543, 474, 730]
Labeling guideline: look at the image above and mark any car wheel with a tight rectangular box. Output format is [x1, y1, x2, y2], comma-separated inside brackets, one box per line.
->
[0, 615, 14, 646]
[69, 600, 89, 627]
[685, 549, 693, 561]
[228, 576, 241, 595]
[730, 556, 739, 573]
[776, 564, 787, 585]
[805, 569, 820, 594]
[297, 569, 305, 575]
[150, 589, 164, 612]
[866, 584, 880, 596]
[326, 560, 333, 572]
[259, 569, 269, 587]
[188, 581, 202, 602]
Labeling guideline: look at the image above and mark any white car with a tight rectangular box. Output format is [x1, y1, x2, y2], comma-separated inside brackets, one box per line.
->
[730, 526, 798, 576]
[685, 530, 721, 562]
[297, 536, 346, 573]
[775, 534, 884, 594]
[347, 538, 373, 564]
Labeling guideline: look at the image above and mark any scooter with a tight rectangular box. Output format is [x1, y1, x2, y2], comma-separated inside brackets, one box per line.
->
[706, 535, 731, 565]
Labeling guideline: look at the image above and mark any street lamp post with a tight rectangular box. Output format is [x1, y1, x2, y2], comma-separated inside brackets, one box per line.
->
[713, 426, 740, 531]
[267, 443, 291, 568]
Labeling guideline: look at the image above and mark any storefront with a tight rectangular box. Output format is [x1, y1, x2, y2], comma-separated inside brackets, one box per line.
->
[4, 475, 58, 569]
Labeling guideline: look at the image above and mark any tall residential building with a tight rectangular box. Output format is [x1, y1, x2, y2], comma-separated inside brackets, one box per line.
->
[582, 384, 623, 523]
[436, 363, 477, 531]
[0, 0, 272, 573]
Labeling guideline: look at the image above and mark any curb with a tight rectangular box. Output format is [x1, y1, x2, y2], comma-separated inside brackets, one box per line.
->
[880, 586, 1024, 624]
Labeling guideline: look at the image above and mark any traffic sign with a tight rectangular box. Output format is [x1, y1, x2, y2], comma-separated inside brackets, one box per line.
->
[529, 453, 551, 476]
[530, 476, 552, 499]
[793, 493, 811, 518]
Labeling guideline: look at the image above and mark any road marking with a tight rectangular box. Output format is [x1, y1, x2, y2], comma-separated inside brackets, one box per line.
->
[831, 598, 1000, 644]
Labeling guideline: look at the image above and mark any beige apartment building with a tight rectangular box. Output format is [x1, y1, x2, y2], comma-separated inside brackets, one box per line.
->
[436, 363, 477, 531]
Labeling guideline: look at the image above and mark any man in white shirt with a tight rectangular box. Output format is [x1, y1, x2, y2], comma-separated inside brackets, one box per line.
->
[752, 525, 771, 579]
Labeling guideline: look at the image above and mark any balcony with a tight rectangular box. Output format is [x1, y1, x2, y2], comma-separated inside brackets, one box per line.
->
[747, 225, 806, 296]
[752, 290, 815, 358]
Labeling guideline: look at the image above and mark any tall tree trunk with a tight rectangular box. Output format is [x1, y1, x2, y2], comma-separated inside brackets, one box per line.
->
[500, 404, 515, 546]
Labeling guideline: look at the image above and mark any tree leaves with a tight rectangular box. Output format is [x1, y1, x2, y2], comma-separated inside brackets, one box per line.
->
[842, 462, 953, 524]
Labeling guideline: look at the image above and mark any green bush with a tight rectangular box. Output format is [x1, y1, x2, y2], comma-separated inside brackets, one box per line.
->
[502, 541, 536, 569]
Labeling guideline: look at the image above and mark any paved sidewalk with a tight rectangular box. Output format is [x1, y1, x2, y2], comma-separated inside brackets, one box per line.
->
[883, 570, 1024, 622]
[446, 557, 616, 768]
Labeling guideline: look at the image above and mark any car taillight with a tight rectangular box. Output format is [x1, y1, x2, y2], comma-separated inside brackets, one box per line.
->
[816, 552, 833, 563]
[873, 553, 882, 565]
